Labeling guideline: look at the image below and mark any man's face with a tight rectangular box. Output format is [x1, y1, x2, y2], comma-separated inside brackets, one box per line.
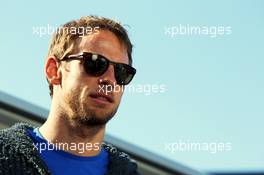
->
[58, 30, 129, 126]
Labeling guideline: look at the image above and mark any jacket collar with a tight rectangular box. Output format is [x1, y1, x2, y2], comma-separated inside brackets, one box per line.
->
[2, 123, 139, 175]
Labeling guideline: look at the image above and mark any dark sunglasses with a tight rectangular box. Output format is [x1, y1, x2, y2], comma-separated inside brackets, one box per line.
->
[60, 52, 136, 85]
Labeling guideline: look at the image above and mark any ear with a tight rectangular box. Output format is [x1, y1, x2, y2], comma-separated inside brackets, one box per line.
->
[45, 56, 62, 85]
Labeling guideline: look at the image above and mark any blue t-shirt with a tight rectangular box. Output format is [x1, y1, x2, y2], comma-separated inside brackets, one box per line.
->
[27, 128, 109, 175]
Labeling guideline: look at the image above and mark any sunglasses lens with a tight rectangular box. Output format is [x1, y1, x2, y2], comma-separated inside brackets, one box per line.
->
[82, 53, 135, 85]
[84, 55, 109, 76]
[114, 64, 136, 85]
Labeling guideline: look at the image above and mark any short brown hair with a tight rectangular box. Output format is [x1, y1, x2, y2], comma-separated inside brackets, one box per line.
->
[47, 15, 133, 97]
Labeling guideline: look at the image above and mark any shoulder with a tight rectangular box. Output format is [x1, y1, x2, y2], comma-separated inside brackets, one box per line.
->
[0, 123, 50, 175]
[0, 122, 35, 149]
[102, 142, 141, 175]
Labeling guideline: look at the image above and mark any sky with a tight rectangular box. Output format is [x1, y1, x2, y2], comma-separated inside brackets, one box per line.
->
[0, 0, 263, 173]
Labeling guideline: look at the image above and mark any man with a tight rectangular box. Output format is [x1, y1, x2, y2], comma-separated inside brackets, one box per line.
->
[0, 16, 140, 175]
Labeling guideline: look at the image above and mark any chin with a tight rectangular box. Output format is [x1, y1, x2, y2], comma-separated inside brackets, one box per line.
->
[76, 113, 114, 127]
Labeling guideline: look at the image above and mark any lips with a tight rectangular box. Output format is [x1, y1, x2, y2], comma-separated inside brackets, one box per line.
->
[89, 92, 114, 103]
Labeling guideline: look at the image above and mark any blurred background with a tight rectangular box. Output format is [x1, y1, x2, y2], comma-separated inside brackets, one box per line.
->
[0, 0, 263, 174]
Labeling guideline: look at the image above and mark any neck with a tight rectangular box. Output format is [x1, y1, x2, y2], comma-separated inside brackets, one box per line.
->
[39, 104, 105, 157]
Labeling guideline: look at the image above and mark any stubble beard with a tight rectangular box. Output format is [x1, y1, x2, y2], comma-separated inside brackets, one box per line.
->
[64, 89, 119, 127]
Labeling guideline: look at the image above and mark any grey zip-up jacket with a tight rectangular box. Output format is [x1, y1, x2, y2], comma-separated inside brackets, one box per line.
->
[0, 123, 140, 175]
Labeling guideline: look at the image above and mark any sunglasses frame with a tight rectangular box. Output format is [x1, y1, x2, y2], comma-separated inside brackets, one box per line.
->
[60, 52, 136, 85]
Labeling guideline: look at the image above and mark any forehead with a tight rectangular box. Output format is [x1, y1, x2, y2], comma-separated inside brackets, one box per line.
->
[78, 30, 129, 64]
